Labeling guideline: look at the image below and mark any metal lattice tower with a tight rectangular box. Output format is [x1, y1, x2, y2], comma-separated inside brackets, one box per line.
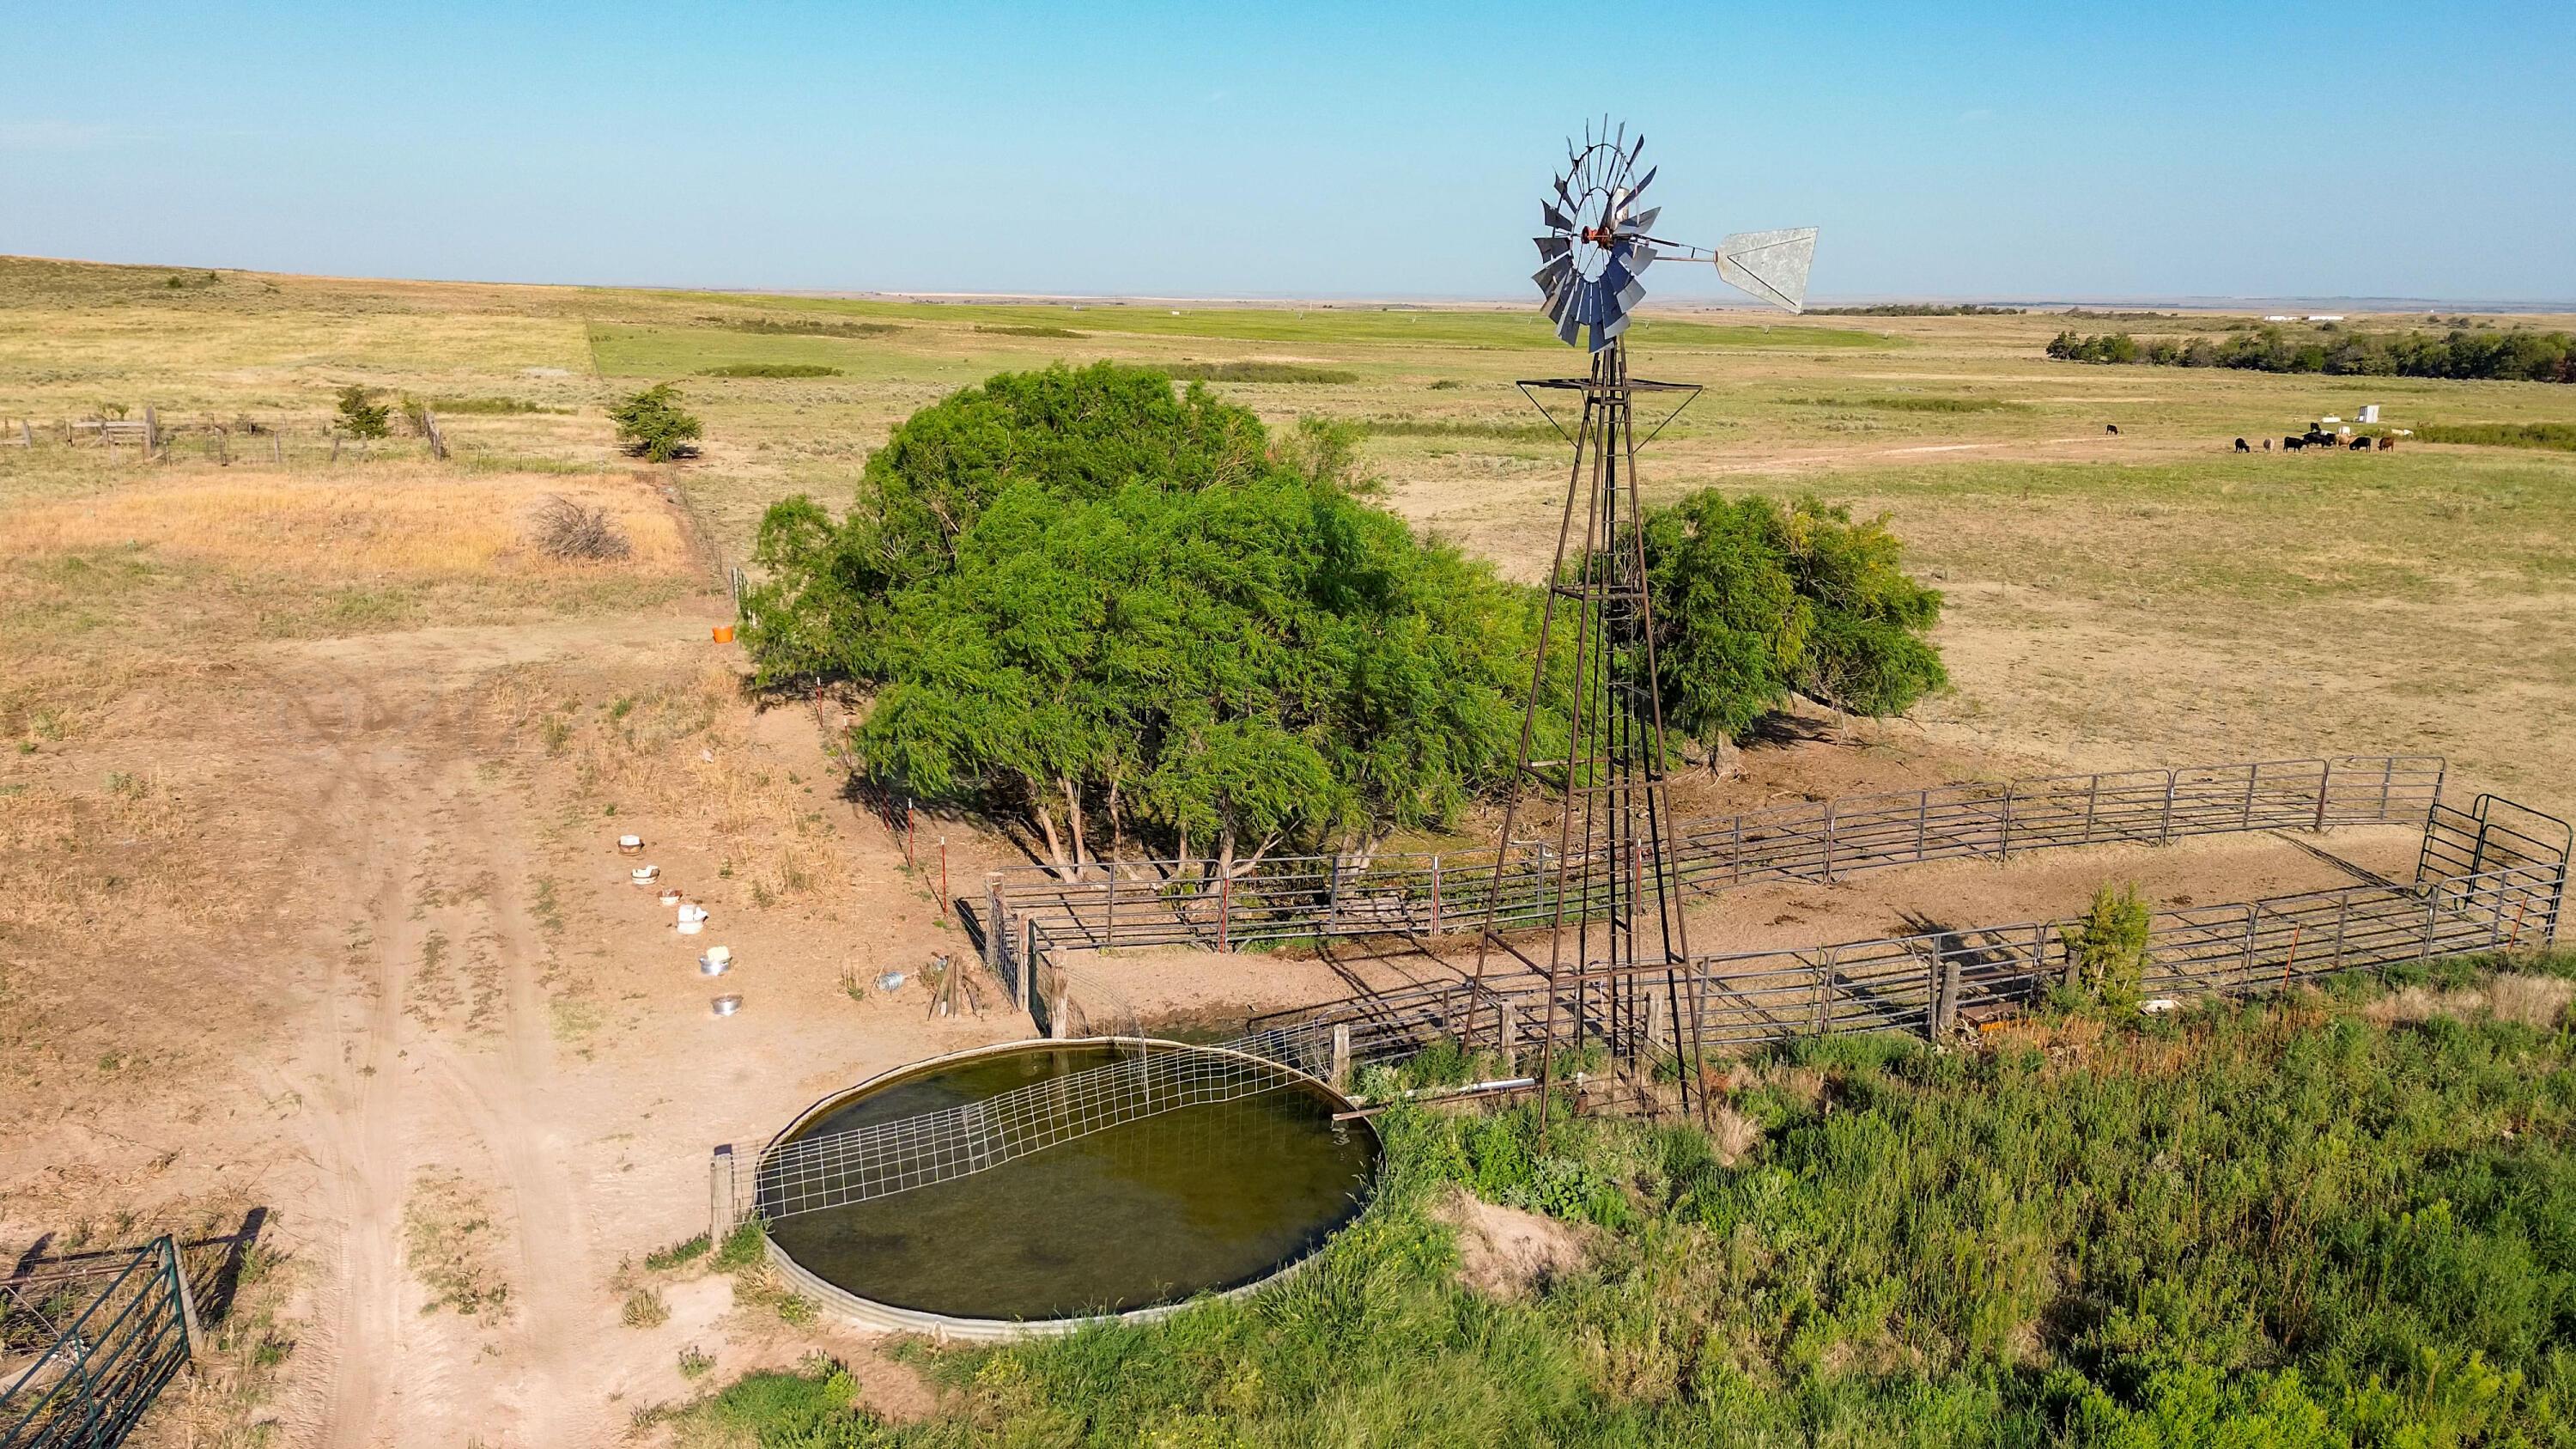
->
[1467, 342, 1706, 1130]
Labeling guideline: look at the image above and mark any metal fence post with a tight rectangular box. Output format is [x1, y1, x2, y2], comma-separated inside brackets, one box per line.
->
[1430, 852, 1443, 936]
[1998, 784, 2014, 861]
[1809, 950, 1837, 1036]
[2161, 771, 2178, 843]
[1820, 800, 1836, 881]
[1105, 866, 1118, 947]
[1916, 789, 1929, 859]
[1217, 870, 1232, 953]
[2382, 757, 2397, 819]
[2242, 764, 2259, 830]
[2084, 773, 2101, 843]
[167, 1235, 205, 1362]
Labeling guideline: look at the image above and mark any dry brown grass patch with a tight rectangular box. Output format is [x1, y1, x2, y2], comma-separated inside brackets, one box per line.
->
[2366, 974, 2576, 1030]
[0, 465, 690, 581]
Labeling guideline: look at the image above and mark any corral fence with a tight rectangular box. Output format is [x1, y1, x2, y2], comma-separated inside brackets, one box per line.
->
[982, 754, 2447, 1002]
[748, 795, 2564, 1218]
[0, 1238, 196, 1449]
[0, 411, 449, 466]
[1254, 794, 2569, 1071]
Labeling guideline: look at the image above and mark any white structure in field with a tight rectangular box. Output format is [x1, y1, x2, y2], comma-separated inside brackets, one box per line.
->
[2358, 404, 2381, 424]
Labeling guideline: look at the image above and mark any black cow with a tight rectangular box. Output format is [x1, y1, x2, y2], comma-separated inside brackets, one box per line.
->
[2284, 435, 2306, 451]
[2105, 423, 2121, 435]
[2234, 437, 2251, 453]
[2350, 434, 2372, 450]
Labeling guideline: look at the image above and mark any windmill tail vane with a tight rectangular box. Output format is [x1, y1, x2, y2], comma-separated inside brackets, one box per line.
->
[1534, 120, 1818, 350]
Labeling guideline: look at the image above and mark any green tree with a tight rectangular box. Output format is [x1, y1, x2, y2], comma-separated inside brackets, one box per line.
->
[2062, 880, 2153, 1012]
[335, 385, 392, 441]
[1635, 492, 1946, 764]
[743, 363, 1532, 874]
[608, 383, 704, 461]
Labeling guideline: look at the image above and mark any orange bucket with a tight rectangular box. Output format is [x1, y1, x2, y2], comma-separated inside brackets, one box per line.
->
[712, 624, 736, 643]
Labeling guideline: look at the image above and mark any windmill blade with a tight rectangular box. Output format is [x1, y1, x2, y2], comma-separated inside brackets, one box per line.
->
[1615, 277, 1645, 314]
[1534, 235, 1571, 263]
[1619, 166, 1656, 211]
[1712, 227, 1819, 313]
[1541, 200, 1571, 232]
[1557, 306, 1584, 348]
[1603, 310, 1634, 343]
[1532, 257, 1572, 295]
[1616, 205, 1660, 236]
[1623, 242, 1656, 275]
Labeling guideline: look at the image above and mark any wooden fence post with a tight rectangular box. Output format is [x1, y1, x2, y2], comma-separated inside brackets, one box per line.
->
[1498, 999, 1518, 1075]
[2083, 773, 2101, 843]
[1105, 866, 1117, 947]
[2160, 771, 2178, 843]
[708, 1145, 738, 1241]
[1916, 789, 1929, 859]
[143, 405, 160, 459]
[2241, 764, 2259, 829]
[422, 409, 448, 460]
[1820, 801, 1836, 881]
[2314, 758, 2333, 831]
[1325, 853, 1344, 935]
[1998, 783, 2015, 861]
[1330, 1024, 1352, 1092]
[1217, 870, 1231, 953]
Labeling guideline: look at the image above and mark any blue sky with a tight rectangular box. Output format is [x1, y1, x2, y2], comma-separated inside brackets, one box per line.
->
[6, 2, 2570, 301]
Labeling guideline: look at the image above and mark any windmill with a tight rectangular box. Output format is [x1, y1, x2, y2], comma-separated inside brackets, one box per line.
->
[1469, 120, 1815, 1133]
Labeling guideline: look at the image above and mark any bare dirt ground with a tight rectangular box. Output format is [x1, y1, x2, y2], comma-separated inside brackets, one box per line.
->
[3, 593, 1018, 1445]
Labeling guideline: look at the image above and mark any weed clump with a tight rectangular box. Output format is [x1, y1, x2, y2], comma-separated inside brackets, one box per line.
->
[529, 495, 632, 562]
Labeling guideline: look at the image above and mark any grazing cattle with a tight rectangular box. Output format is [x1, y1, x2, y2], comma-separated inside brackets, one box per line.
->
[2379, 435, 2397, 451]
[2234, 437, 2251, 453]
[2105, 423, 2120, 435]
[2284, 435, 2306, 451]
[2350, 435, 2372, 450]
[2264, 438, 2273, 451]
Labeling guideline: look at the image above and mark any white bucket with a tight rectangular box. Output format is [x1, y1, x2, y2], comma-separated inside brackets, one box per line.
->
[710, 994, 742, 1017]
[657, 888, 683, 907]
[699, 953, 731, 977]
[677, 916, 705, 936]
[676, 904, 708, 924]
[617, 834, 644, 855]
[703, 945, 732, 966]
[630, 865, 660, 885]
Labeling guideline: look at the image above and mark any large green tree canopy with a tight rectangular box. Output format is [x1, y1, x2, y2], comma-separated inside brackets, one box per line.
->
[742, 362, 1542, 874]
[744, 362, 1946, 874]
[1635, 491, 1947, 757]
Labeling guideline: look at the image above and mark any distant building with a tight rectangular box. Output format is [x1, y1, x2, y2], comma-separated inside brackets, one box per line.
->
[2358, 405, 2381, 423]
[2307, 314, 2345, 322]
[2263, 314, 2293, 321]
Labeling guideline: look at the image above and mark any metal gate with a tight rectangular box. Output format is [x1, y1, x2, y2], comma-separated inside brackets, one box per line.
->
[1, 1238, 195, 1449]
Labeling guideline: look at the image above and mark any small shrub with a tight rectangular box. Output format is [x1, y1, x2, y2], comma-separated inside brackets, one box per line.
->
[529, 495, 632, 562]
[696, 362, 841, 379]
[2063, 880, 2153, 1012]
[677, 1345, 714, 1380]
[336, 385, 392, 441]
[775, 1293, 817, 1325]
[608, 382, 703, 461]
[621, 1288, 669, 1328]
[714, 1216, 768, 1270]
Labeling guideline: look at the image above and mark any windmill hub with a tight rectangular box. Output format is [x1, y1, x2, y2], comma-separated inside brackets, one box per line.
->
[1533, 119, 1820, 350]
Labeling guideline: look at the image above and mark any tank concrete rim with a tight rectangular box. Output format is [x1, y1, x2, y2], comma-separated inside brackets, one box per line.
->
[758, 1034, 1382, 1341]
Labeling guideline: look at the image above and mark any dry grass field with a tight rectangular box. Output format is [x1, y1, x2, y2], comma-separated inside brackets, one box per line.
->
[3, 253, 2572, 1445]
